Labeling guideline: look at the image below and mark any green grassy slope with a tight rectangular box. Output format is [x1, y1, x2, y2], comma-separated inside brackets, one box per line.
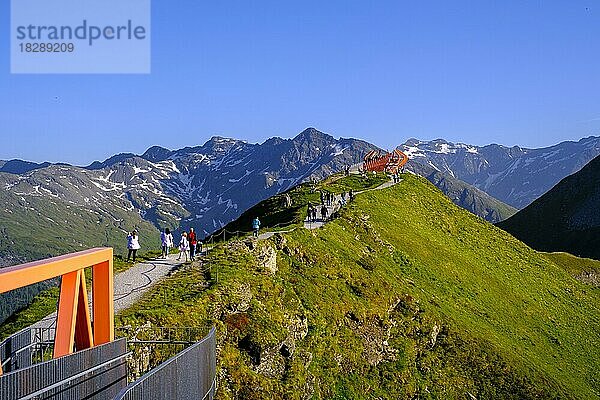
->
[498, 154, 600, 260]
[0, 189, 158, 262]
[111, 175, 599, 398]
[544, 252, 600, 287]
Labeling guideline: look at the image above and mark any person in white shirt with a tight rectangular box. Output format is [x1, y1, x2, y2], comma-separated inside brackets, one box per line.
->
[160, 228, 173, 259]
[177, 231, 189, 262]
[127, 230, 141, 262]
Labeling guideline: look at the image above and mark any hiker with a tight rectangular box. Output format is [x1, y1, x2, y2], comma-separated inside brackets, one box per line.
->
[160, 228, 173, 259]
[349, 190, 354, 202]
[321, 204, 328, 221]
[252, 217, 261, 238]
[127, 230, 140, 262]
[178, 232, 189, 261]
[189, 227, 197, 261]
[307, 203, 313, 222]
[341, 192, 347, 203]
[320, 191, 325, 205]
[312, 207, 318, 222]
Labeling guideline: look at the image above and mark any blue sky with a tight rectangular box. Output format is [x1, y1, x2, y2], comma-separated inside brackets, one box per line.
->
[1, 1, 600, 165]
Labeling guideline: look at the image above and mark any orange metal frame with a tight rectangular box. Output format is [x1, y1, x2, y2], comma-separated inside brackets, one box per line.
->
[0, 247, 114, 375]
[363, 149, 408, 173]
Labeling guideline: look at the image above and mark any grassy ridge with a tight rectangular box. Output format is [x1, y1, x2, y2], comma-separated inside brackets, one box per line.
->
[215, 173, 388, 236]
[354, 175, 599, 397]
[114, 174, 600, 399]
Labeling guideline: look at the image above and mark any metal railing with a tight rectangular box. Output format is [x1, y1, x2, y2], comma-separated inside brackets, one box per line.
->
[0, 247, 115, 371]
[0, 338, 128, 400]
[115, 326, 217, 400]
[0, 328, 32, 373]
[116, 325, 208, 381]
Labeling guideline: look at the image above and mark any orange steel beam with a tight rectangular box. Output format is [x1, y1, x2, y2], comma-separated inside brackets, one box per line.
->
[92, 259, 114, 345]
[75, 271, 94, 350]
[54, 270, 81, 357]
[0, 248, 113, 293]
[0, 247, 113, 374]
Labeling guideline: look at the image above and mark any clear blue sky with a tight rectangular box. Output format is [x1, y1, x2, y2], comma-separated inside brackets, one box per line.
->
[1, 1, 600, 165]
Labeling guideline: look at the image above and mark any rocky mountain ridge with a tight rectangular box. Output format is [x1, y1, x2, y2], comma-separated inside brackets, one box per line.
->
[0, 128, 377, 241]
[400, 135, 600, 208]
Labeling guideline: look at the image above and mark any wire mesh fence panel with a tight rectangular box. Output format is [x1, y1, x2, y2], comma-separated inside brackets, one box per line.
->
[0, 328, 32, 373]
[0, 338, 128, 400]
[115, 327, 216, 400]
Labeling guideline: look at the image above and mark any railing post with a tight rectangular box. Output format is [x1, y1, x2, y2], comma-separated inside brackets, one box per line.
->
[54, 270, 81, 357]
[93, 255, 114, 345]
[75, 271, 94, 350]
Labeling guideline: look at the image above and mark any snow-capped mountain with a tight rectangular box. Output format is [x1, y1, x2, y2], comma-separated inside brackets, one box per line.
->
[400, 136, 600, 209]
[0, 128, 378, 242]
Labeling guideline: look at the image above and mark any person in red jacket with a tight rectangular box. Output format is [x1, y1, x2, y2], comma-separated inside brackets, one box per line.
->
[189, 227, 197, 261]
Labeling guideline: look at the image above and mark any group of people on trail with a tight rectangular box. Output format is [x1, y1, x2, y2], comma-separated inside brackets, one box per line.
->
[308, 188, 358, 224]
[307, 202, 329, 223]
[320, 190, 335, 206]
[175, 227, 200, 262]
[126, 171, 392, 263]
[127, 227, 204, 264]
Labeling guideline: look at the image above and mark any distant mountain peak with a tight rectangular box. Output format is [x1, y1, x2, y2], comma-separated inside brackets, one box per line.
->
[0, 159, 53, 174]
[142, 146, 173, 162]
[85, 152, 136, 170]
[294, 127, 331, 141]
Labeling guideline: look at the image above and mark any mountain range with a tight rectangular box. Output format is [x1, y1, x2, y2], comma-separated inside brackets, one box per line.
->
[2, 130, 599, 266]
[0, 129, 376, 259]
[2, 133, 600, 398]
[399, 135, 600, 209]
[499, 154, 600, 260]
